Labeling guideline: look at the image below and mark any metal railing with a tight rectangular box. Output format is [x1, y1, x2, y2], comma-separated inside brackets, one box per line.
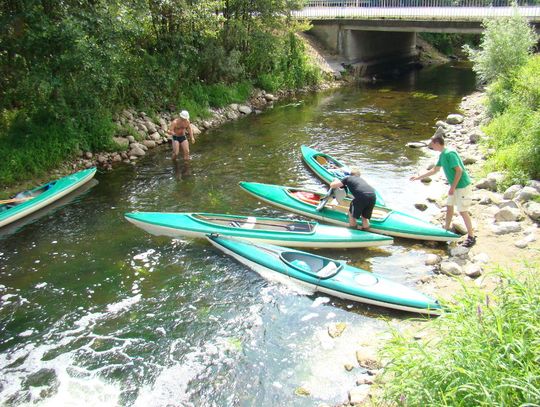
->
[294, 0, 540, 19]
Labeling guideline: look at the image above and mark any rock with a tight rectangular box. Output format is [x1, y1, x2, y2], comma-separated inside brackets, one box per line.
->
[449, 246, 470, 258]
[451, 220, 468, 235]
[84, 152, 93, 159]
[421, 177, 432, 184]
[127, 135, 136, 143]
[433, 126, 447, 138]
[526, 180, 540, 193]
[113, 137, 129, 148]
[515, 186, 539, 202]
[142, 140, 156, 149]
[226, 111, 239, 120]
[294, 387, 310, 396]
[446, 114, 464, 124]
[264, 93, 276, 101]
[475, 177, 497, 192]
[356, 376, 375, 385]
[425, 254, 441, 266]
[503, 185, 522, 200]
[473, 253, 490, 264]
[355, 348, 381, 369]
[439, 261, 463, 276]
[494, 207, 523, 222]
[523, 201, 540, 222]
[462, 155, 477, 165]
[463, 262, 482, 278]
[515, 239, 529, 249]
[145, 120, 157, 133]
[238, 105, 252, 115]
[191, 124, 201, 136]
[349, 385, 370, 405]
[129, 146, 146, 157]
[414, 203, 428, 211]
[491, 221, 522, 235]
[328, 322, 347, 338]
[498, 200, 519, 210]
[150, 132, 161, 141]
[469, 129, 484, 144]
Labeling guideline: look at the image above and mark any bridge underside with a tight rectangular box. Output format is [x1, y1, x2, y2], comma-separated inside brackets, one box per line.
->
[309, 22, 420, 76]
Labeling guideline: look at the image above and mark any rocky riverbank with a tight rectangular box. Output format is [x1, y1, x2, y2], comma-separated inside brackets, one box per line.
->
[321, 90, 540, 407]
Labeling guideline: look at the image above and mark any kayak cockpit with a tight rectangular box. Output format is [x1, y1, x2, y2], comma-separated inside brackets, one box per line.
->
[280, 251, 342, 279]
[195, 214, 315, 233]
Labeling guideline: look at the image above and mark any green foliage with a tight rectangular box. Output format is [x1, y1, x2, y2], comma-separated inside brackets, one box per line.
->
[420, 33, 479, 56]
[0, 0, 322, 186]
[482, 56, 540, 185]
[379, 265, 540, 406]
[464, 11, 537, 84]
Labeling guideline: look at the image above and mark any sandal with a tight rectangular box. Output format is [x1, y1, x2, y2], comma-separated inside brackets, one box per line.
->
[462, 236, 476, 248]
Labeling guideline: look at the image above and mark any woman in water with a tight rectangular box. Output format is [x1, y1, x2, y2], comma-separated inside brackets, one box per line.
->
[169, 110, 195, 161]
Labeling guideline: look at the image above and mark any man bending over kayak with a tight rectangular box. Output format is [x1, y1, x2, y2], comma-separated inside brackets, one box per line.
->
[330, 167, 376, 230]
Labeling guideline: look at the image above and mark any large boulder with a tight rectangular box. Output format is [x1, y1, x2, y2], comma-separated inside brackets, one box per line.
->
[446, 114, 464, 124]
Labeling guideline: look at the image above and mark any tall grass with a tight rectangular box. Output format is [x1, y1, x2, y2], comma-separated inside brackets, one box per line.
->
[378, 265, 540, 406]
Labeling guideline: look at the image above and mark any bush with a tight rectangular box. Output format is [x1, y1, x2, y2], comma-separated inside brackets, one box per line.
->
[464, 11, 537, 84]
[379, 265, 540, 406]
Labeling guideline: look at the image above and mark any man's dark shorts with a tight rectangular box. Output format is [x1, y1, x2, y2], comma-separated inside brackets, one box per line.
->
[349, 193, 376, 219]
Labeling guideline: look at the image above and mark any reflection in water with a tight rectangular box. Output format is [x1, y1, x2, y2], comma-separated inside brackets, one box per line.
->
[174, 160, 192, 180]
[0, 63, 476, 406]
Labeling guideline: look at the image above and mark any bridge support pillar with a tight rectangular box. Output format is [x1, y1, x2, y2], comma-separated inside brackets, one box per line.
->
[308, 23, 418, 76]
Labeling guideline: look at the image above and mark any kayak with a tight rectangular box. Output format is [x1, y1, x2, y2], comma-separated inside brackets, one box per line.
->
[0, 168, 97, 228]
[125, 212, 393, 248]
[239, 181, 460, 242]
[207, 234, 441, 315]
[301, 145, 385, 206]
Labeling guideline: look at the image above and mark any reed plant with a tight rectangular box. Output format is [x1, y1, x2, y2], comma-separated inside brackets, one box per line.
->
[378, 264, 540, 406]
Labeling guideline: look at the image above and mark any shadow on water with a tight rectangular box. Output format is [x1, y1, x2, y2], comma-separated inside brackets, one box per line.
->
[0, 63, 474, 406]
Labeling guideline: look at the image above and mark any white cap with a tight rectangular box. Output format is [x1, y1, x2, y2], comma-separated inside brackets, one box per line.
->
[179, 110, 189, 120]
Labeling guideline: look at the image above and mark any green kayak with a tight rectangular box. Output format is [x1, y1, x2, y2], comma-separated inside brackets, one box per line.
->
[301, 144, 385, 206]
[208, 235, 441, 315]
[239, 181, 460, 242]
[0, 168, 97, 228]
[125, 212, 392, 248]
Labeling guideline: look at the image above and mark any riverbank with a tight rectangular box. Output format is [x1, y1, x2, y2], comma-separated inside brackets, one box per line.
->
[330, 90, 540, 406]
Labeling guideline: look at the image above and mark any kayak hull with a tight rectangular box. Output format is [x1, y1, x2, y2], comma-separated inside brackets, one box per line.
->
[125, 212, 393, 248]
[208, 235, 441, 315]
[0, 168, 97, 228]
[239, 181, 460, 242]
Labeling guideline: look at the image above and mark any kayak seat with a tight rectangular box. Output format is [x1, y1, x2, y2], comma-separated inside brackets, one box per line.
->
[229, 221, 242, 228]
[317, 262, 339, 278]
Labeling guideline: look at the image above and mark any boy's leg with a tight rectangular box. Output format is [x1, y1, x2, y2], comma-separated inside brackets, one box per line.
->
[445, 205, 454, 231]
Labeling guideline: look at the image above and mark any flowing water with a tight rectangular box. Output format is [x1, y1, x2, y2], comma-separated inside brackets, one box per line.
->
[0, 62, 476, 406]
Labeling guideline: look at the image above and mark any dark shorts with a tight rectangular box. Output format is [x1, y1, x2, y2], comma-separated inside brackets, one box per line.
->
[349, 193, 376, 220]
[173, 135, 187, 143]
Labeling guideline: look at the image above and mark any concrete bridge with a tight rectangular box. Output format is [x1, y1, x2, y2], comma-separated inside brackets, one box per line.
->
[293, 1, 540, 76]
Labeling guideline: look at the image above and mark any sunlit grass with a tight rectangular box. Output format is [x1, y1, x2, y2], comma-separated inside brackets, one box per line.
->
[378, 264, 540, 406]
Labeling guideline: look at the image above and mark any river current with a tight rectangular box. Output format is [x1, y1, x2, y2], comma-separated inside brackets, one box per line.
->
[0, 62, 476, 406]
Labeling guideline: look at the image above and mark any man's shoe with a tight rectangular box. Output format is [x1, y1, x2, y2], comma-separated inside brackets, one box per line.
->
[462, 236, 476, 248]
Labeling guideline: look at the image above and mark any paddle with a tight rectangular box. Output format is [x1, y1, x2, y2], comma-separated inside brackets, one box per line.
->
[0, 196, 34, 205]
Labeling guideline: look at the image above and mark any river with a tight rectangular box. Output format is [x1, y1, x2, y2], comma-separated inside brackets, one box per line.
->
[0, 62, 476, 406]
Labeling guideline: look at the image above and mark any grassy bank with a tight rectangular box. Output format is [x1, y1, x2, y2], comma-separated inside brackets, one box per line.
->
[0, 2, 321, 189]
[378, 265, 540, 406]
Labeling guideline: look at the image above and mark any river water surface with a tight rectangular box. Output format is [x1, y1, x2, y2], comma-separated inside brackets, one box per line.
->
[0, 63, 476, 406]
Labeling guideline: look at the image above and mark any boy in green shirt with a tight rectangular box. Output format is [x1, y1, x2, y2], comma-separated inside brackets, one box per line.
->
[410, 134, 476, 247]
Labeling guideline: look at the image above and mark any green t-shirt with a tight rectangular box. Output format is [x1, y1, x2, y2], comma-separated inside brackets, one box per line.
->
[436, 148, 471, 189]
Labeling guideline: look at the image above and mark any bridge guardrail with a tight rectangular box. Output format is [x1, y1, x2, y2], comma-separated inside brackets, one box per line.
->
[295, 1, 540, 19]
